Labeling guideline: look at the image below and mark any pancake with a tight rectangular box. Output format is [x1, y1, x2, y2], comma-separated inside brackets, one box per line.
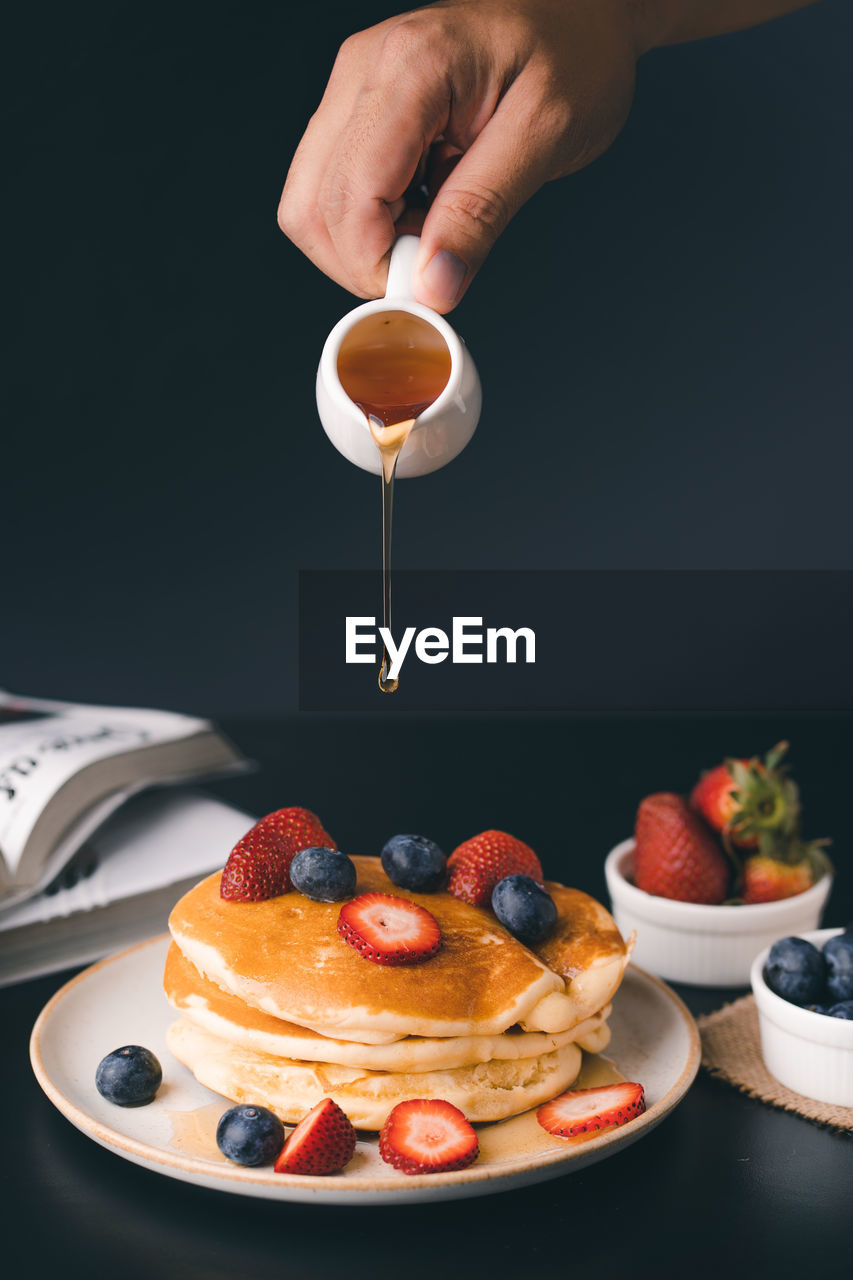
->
[168, 858, 628, 1039]
[166, 1017, 585, 1129]
[166, 854, 628, 1128]
[530, 881, 633, 1029]
[164, 941, 612, 1071]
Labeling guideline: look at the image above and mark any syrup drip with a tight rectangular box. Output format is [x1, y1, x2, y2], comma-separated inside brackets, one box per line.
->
[164, 1101, 228, 1162]
[478, 1053, 627, 1163]
[370, 415, 415, 692]
[337, 311, 451, 693]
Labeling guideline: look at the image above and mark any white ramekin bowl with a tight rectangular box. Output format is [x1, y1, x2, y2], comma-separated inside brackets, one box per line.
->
[751, 928, 853, 1106]
[604, 838, 833, 987]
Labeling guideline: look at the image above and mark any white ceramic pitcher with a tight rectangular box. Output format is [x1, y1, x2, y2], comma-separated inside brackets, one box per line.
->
[315, 235, 481, 478]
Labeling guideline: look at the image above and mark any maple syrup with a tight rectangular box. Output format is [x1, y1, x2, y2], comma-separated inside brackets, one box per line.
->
[337, 311, 452, 692]
[165, 1101, 229, 1162]
[478, 1053, 627, 1163]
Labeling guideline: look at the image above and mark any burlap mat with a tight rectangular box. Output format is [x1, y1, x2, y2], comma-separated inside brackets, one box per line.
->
[697, 995, 853, 1132]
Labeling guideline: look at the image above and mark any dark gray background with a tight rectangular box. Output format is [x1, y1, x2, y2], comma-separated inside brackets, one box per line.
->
[4, 0, 852, 715]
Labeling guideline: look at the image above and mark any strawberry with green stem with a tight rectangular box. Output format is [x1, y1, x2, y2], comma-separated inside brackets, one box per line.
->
[691, 742, 799, 853]
[692, 743, 830, 901]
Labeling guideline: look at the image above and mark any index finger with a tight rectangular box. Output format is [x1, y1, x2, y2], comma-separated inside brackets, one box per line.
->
[319, 49, 452, 296]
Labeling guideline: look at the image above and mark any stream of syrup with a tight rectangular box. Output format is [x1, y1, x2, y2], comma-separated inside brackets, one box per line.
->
[337, 311, 451, 692]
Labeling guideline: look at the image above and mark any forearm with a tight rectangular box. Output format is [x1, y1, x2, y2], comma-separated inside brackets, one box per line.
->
[628, 0, 821, 53]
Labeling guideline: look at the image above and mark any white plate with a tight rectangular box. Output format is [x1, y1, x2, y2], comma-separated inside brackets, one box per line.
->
[30, 935, 700, 1205]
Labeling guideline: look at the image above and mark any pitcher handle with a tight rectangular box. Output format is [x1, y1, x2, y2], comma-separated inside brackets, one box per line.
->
[384, 235, 420, 301]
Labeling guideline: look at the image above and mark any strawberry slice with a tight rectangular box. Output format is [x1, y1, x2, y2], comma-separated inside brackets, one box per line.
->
[337, 893, 441, 966]
[220, 807, 335, 902]
[379, 1099, 479, 1175]
[537, 1083, 646, 1138]
[446, 830, 543, 907]
[274, 1098, 356, 1176]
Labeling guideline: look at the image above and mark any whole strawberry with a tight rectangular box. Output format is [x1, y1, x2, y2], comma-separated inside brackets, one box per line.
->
[742, 855, 815, 905]
[254, 807, 336, 851]
[691, 742, 798, 851]
[446, 830, 543, 908]
[220, 807, 336, 902]
[633, 793, 730, 905]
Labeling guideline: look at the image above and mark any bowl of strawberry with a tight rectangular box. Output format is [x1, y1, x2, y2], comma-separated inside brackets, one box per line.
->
[751, 928, 853, 1107]
[604, 744, 833, 987]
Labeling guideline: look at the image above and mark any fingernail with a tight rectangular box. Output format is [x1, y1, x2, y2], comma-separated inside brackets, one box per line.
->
[419, 250, 467, 308]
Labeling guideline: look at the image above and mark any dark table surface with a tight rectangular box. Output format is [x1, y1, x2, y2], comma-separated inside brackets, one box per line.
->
[5, 715, 852, 1280]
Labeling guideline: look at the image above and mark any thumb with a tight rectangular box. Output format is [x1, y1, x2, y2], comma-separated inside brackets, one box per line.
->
[413, 98, 553, 312]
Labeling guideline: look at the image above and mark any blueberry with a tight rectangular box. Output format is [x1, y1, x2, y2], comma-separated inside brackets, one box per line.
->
[763, 936, 826, 1006]
[823, 933, 853, 1003]
[828, 1001, 853, 1019]
[381, 834, 446, 892]
[95, 1045, 162, 1106]
[491, 874, 557, 946]
[290, 847, 356, 901]
[216, 1104, 285, 1166]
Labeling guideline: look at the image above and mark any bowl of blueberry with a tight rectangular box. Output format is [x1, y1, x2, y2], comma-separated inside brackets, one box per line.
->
[750, 927, 853, 1107]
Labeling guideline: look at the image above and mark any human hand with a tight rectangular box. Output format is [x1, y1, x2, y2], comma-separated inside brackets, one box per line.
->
[277, 0, 642, 311]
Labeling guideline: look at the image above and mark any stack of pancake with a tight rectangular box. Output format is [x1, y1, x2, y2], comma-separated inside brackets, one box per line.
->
[165, 856, 631, 1130]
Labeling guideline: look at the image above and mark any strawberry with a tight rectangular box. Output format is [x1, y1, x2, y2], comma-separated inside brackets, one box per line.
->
[337, 893, 441, 965]
[274, 1098, 356, 1176]
[251, 806, 336, 851]
[742, 854, 816, 904]
[633, 793, 730, 904]
[691, 743, 798, 852]
[691, 763, 758, 849]
[379, 1099, 479, 1175]
[537, 1082, 646, 1138]
[220, 807, 335, 902]
[446, 830, 543, 907]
